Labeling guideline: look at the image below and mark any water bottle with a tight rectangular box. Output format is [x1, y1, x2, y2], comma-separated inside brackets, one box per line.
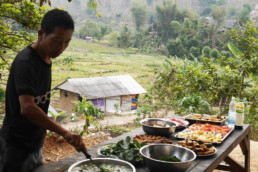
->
[228, 97, 236, 128]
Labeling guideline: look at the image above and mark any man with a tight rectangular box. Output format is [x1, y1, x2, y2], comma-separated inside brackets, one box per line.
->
[0, 9, 87, 172]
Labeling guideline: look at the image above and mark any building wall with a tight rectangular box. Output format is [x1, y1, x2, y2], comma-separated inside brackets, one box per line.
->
[106, 96, 121, 113]
[60, 90, 80, 113]
[121, 95, 132, 112]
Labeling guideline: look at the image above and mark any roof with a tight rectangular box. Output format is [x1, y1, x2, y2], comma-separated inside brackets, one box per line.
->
[55, 75, 146, 99]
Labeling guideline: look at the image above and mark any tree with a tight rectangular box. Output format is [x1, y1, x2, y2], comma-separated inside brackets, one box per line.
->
[210, 48, 219, 58]
[118, 25, 131, 48]
[202, 46, 211, 57]
[210, 6, 226, 48]
[239, 4, 252, 25]
[228, 22, 258, 99]
[228, 7, 237, 18]
[79, 20, 102, 40]
[73, 97, 102, 134]
[250, 4, 258, 27]
[155, 1, 191, 43]
[63, 57, 74, 79]
[170, 21, 181, 38]
[166, 39, 186, 57]
[131, 1, 147, 31]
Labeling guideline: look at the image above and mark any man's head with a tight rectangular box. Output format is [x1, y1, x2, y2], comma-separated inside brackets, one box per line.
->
[38, 9, 74, 58]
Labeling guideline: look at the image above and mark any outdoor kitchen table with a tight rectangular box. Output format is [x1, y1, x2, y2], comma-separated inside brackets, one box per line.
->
[34, 124, 250, 172]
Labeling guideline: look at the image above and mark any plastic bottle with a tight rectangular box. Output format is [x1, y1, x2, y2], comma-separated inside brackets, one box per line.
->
[235, 101, 245, 129]
[228, 97, 236, 128]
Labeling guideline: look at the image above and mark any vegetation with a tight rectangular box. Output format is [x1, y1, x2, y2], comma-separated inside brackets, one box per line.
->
[72, 97, 103, 134]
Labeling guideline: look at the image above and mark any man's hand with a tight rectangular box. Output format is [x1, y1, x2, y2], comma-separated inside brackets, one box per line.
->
[63, 132, 87, 152]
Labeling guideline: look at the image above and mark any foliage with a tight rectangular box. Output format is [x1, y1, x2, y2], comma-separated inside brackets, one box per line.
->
[73, 97, 103, 134]
[63, 57, 74, 79]
[118, 25, 131, 48]
[210, 48, 219, 58]
[131, 1, 147, 31]
[228, 7, 237, 18]
[99, 136, 146, 162]
[79, 20, 111, 40]
[152, 56, 242, 114]
[135, 104, 153, 119]
[155, 1, 192, 43]
[228, 22, 258, 99]
[175, 95, 212, 115]
[0, 87, 5, 104]
[239, 4, 252, 25]
[102, 31, 119, 47]
[166, 39, 186, 57]
[202, 46, 211, 58]
[0, 0, 49, 71]
[108, 126, 130, 135]
[48, 111, 67, 124]
[190, 47, 200, 58]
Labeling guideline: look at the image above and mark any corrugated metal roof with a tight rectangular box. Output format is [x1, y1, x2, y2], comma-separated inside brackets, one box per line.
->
[55, 75, 146, 99]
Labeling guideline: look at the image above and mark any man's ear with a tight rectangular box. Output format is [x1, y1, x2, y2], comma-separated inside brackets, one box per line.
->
[38, 29, 45, 41]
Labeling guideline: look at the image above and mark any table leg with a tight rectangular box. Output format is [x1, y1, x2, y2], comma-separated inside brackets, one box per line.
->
[239, 130, 250, 172]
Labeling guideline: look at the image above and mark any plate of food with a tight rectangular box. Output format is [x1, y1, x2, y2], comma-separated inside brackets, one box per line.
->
[133, 134, 173, 145]
[161, 117, 189, 129]
[177, 139, 217, 157]
[175, 123, 234, 144]
[185, 114, 227, 125]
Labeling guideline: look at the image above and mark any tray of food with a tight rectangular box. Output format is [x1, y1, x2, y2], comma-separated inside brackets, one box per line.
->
[184, 113, 227, 125]
[175, 123, 234, 144]
[177, 139, 217, 156]
[133, 134, 173, 144]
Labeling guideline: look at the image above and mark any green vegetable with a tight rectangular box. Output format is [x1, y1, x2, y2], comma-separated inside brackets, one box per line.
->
[159, 156, 181, 162]
[100, 136, 146, 162]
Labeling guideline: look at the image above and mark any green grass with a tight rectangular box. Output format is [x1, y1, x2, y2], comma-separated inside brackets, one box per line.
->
[52, 38, 166, 92]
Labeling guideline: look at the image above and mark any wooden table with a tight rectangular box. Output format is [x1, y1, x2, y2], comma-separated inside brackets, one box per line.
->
[34, 124, 250, 172]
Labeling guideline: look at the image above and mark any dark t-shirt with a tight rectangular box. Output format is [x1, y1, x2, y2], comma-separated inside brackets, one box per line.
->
[0, 45, 51, 152]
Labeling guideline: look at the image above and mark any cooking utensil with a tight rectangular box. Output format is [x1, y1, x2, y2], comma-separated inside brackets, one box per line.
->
[140, 118, 177, 136]
[81, 149, 92, 161]
[68, 158, 136, 172]
[140, 144, 196, 172]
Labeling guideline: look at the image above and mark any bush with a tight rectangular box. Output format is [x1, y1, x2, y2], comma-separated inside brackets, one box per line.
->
[220, 50, 231, 58]
[102, 31, 119, 47]
[166, 39, 186, 57]
[190, 46, 200, 58]
[202, 46, 211, 57]
[210, 48, 219, 58]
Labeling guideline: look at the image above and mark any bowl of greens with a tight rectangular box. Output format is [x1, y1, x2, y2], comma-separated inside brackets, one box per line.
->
[97, 136, 146, 165]
[140, 144, 196, 172]
[68, 158, 136, 172]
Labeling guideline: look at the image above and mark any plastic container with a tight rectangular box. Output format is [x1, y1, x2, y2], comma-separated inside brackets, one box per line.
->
[235, 101, 245, 129]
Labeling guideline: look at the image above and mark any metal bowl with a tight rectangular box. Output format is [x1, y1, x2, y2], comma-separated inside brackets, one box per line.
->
[140, 118, 177, 136]
[68, 158, 136, 172]
[140, 144, 196, 172]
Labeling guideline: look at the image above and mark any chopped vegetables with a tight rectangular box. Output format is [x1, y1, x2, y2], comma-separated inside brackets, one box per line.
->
[159, 156, 181, 162]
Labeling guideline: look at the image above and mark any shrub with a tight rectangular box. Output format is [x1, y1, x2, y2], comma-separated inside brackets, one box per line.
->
[220, 50, 231, 58]
[210, 48, 219, 58]
[202, 46, 211, 57]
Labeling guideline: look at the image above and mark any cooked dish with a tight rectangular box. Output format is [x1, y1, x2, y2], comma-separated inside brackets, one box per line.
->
[187, 114, 226, 121]
[177, 140, 215, 156]
[71, 162, 133, 172]
[134, 134, 173, 144]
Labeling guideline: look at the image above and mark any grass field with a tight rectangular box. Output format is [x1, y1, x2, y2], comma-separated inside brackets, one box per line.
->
[51, 38, 167, 93]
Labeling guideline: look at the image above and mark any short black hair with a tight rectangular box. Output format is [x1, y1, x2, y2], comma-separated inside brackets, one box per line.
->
[41, 9, 74, 36]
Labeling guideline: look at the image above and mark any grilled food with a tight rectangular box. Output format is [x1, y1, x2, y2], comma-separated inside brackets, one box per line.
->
[177, 140, 215, 156]
[134, 134, 173, 144]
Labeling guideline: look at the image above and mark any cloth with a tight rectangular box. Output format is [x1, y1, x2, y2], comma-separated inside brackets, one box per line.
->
[0, 135, 43, 172]
[0, 44, 52, 153]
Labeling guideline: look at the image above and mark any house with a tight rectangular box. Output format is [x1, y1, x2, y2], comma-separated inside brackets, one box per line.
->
[54, 75, 146, 113]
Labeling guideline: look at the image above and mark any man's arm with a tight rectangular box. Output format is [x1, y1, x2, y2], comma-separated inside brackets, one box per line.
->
[19, 95, 86, 152]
